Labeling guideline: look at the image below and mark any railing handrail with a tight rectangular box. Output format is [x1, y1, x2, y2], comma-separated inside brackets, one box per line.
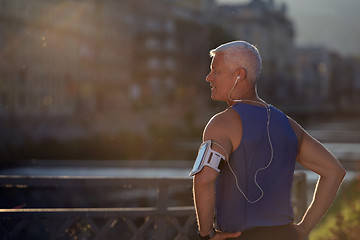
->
[0, 173, 305, 186]
[0, 175, 192, 187]
[0, 206, 195, 216]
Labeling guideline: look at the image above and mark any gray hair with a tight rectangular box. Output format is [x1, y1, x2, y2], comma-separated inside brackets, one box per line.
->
[210, 41, 262, 85]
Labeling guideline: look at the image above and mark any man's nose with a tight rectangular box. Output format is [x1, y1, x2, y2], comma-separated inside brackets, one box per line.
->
[206, 72, 212, 82]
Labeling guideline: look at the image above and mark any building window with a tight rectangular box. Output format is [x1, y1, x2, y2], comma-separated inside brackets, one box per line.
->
[165, 76, 175, 90]
[164, 58, 176, 70]
[165, 19, 175, 33]
[43, 95, 53, 106]
[148, 57, 161, 70]
[317, 62, 327, 76]
[145, 38, 160, 50]
[19, 66, 27, 83]
[146, 18, 161, 32]
[149, 76, 161, 94]
[165, 38, 176, 51]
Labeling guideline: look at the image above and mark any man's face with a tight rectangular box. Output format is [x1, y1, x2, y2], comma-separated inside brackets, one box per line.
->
[206, 52, 233, 102]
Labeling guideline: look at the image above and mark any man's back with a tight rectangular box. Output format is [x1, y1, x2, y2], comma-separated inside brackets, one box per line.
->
[215, 103, 298, 232]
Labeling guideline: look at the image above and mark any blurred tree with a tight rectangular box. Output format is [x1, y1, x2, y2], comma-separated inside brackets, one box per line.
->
[311, 178, 360, 240]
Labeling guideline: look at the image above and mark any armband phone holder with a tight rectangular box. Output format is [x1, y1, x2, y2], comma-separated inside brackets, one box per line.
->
[189, 140, 225, 177]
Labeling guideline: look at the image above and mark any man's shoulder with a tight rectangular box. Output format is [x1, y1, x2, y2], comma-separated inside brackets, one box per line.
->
[203, 108, 242, 149]
[286, 116, 305, 148]
[204, 108, 241, 134]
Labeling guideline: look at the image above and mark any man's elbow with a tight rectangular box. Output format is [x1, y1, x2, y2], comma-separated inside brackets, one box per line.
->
[337, 165, 346, 181]
[330, 164, 346, 184]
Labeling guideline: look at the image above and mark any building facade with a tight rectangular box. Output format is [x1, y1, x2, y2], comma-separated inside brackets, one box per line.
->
[0, 0, 214, 140]
[1, 0, 359, 143]
[294, 47, 332, 105]
[0, 0, 137, 118]
[217, 0, 295, 102]
[295, 46, 360, 113]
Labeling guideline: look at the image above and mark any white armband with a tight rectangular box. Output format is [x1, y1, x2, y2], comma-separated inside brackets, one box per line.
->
[189, 140, 225, 177]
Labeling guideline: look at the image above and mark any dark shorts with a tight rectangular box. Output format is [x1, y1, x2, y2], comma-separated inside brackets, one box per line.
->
[233, 224, 299, 240]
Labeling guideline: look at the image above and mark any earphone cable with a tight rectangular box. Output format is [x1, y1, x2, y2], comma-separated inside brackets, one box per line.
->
[222, 84, 273, 203]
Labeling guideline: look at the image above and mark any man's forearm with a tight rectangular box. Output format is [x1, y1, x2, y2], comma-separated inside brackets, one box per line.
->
[298, 173, 345, 234]
[193, 178, 216, 236]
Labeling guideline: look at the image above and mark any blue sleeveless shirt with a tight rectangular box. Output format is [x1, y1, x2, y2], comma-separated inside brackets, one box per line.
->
[215, 103, 298, 232]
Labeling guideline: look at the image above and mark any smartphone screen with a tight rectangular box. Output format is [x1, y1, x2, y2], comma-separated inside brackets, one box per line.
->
[191, 142, 209, 174]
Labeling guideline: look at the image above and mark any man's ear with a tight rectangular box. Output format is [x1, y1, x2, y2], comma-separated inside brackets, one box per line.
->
[234, 68, 247, 82]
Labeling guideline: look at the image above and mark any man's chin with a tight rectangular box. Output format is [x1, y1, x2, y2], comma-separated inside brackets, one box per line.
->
[210, 94, 223, 102]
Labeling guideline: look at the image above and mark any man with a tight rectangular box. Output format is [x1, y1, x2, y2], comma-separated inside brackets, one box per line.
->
[191, 41, 346, 240]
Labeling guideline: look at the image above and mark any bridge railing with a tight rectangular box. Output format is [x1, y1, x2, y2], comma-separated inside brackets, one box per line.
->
[0, 172, 307, 240]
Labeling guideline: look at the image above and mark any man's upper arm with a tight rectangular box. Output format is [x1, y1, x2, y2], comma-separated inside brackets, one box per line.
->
[297, 131, 344, 177]
[194, 113, 233, 182]
[289, 118, 345, 177]
[203, 112, 233, 160]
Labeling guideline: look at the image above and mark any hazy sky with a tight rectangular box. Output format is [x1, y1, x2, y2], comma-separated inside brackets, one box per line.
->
[216, 0, 360, 57]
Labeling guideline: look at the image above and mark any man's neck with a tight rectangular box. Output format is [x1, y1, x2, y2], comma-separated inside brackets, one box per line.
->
[227, 88, 260, 106]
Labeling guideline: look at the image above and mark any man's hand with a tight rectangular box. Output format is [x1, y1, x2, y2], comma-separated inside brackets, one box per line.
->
[211, 231, 241, 240]
[291, 223, 308, 240]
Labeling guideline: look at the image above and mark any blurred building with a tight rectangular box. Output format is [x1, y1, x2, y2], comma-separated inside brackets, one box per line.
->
[217, 0, 295, 102]
[0, 0, 214, 141]
[128, 0, 213, 128]
[329, 54, 360, 112]
[294, 47, 332, 105]
[0, 0, 134, 118]
[348, 57, 360, 108]
[1, 0, 359, 145]
[295, 46, 360, 113]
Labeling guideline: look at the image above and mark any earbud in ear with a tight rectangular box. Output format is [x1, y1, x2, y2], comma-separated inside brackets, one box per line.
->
[235, 76, 240, 84]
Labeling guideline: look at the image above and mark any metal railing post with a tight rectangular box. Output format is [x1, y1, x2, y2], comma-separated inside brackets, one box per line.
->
[298, 172, 308, 219]
[154, 181, 169, 240]
[293, 172, 308, 223]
